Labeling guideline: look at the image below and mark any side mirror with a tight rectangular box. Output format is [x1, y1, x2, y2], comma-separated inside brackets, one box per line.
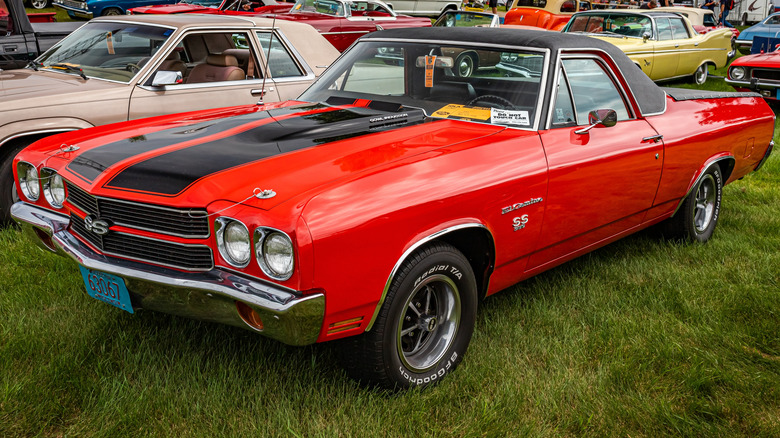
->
[642, 32, 651, 42]
[574, 109, 617, 135]
[151, 70, 183, 87]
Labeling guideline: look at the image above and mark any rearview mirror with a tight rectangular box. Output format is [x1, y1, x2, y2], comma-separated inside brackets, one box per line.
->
[151, 70, 183, 87]
[415, 56, 454, 68]
[575, 109, 617, 135]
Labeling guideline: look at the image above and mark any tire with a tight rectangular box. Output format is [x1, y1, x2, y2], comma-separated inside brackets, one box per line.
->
[455, 52, 477, 78]
[0, 142, 27, 225]
[101, 7, 123, 15]
[693, 64, 708, 85]
[740, 13, 748, 27]
[28, 0, 51, 9]
[662, 165, 723, 243]
[727, 37, 737, 60]
[338, 242, 478, 390]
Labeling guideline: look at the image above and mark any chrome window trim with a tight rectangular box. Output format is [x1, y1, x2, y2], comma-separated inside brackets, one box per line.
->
[366, 222, 489, 331]
[253, 227, 295, 281]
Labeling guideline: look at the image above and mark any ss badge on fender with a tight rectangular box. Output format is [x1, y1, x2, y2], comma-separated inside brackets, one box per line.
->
[513, 215, 528, 231]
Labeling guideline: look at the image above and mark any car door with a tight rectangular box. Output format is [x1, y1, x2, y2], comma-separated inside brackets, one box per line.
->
[128, 29, 273, 120]
[670, 17, 699, 76]
[530, 55, 664, 270]
[650, 17, 680, 80]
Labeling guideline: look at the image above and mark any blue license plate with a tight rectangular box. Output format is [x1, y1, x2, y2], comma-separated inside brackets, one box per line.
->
[79, 266, 134, 314]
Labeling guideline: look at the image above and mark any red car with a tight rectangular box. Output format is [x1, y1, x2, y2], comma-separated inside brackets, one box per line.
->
[129, 0, 294, 15]
[12, 28, 774, 389]
[727, 50, 780, 99]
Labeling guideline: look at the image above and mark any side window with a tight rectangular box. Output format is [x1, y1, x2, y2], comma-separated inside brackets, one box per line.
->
[551, 71, 576, 127]
[168, 32, 258, 85]
[670, 18, 690, 39]
[256, 32, 305, 78]
[561, 58, 631, 124]
[655, 18, 673, 41]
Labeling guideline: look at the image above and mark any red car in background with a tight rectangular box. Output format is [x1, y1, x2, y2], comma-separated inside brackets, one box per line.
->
[129, 0, 293, 15]
[727, 49, 780, 99]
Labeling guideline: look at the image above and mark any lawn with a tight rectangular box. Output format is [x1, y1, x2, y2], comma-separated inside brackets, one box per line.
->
[2, 34, 779, 437]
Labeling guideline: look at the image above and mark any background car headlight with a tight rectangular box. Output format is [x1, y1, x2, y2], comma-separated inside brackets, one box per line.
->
[42, 169, 66, 208]
[500, 53, 517, 63]
[17, 162, 40, 201]
[216, 218, 251, 267]
[730, 66, 746, 81]
[255, 229, 294, 280]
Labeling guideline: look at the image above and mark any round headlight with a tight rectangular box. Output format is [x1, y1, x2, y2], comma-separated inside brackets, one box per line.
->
[500, 53, 517, 63]
[256, 230, 294, 280]
[730, 66, 746, 81]
[216, 218, 251, 267]
[17, 162, 40, 201]
[42, 169, 66, 208]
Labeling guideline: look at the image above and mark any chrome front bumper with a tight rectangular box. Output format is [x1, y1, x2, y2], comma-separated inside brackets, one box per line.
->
[725, 77, 780, 99]
[11, 202, 324, 346]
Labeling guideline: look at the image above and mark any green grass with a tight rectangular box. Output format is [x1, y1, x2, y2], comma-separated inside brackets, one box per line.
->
[2, 50, 779, 437]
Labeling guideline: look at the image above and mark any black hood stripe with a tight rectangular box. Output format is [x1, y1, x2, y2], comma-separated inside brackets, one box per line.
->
[102, 101, 426, 197]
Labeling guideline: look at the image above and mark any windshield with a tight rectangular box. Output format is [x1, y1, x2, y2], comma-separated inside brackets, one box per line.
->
[564, 14, 651, 38]
[37, 22, 173, 82]
[290, 0, 345, 16]
[300, 41, 545, 129]
[179, 0, 222, 6]
[434, 12, 496, 27]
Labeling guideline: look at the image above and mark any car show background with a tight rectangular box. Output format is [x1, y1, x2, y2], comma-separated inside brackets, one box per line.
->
[0, 5, 778, 437]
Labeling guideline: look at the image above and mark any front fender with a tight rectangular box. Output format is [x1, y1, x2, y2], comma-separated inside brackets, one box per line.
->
[0, 117, 93, 148]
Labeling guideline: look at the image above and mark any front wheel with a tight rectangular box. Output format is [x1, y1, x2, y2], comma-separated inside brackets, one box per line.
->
[662, 165, 723, 243]
[28, 0, 51, 9]
[338, 242, 478, 390]
[101, 7, 123, 15]
[693, 64, 708, 85]
[455, 52, 477, 77]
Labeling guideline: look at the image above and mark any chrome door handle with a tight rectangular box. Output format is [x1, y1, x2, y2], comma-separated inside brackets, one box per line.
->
[642, 134, 663, 143]
[251, 89, 267, 96]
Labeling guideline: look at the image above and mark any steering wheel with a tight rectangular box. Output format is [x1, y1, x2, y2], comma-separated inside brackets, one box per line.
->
[126, 63, 141, 73]
[467, 95, 515, 110]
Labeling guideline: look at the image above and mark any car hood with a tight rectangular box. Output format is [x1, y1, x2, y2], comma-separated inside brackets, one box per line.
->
[0, 69, 125, 114]
[737, 25, 780, 41]
[34, 100, 506, 211]
[731, 49, 780, 66]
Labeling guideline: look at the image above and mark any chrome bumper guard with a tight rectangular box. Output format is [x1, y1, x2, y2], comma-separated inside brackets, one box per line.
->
[11, 202, 324, 346]
[725, 77, 780, 98]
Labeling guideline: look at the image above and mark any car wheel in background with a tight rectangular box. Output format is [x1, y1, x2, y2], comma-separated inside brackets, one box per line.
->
[693, 64, 708, 85]
[740, 13, 748, 27]
[727, 37, 737, 60]
[455, 52, 477, 77]
[101, 7, 123, 15]
[28, 0, 51, 9]
[339, 242, 478, 390]
[662, 165, 723, 243]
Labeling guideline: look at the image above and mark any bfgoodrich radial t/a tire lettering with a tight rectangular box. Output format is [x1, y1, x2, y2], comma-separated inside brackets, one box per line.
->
[339, 242, 477, 390]
[663, 164, 723, 243]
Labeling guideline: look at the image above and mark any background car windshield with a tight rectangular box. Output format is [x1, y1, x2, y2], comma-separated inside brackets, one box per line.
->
[291, 0, 344, 15]
[180, 0, 223, 7]
[566, 14, 651, 38]
[300, 41, 545, 128]
[37, 22, 173, 83]
[434, 12, 495, 27]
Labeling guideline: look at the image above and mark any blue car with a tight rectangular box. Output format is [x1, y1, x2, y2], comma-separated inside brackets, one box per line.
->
[736, 12, 780, 55]
[53, 0, 176, 18]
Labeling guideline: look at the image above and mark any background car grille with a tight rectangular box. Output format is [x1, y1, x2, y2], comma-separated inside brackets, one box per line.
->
[66, 182, 214, 271]
[752, 69, 780, 82]
[56, 0, 85, 9]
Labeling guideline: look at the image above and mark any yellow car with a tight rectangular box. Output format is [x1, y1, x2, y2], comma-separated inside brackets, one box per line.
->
[563, 10, 733, 84]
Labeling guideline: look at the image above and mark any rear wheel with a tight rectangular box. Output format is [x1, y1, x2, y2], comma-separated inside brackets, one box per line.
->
[338, 242, 477, 389]
[101, 7, 123, 15]
[662, 165, 723, 243]
[693, 64, 708, 85]
[455, 52, 477, 78]
[28, 0, 51, 9]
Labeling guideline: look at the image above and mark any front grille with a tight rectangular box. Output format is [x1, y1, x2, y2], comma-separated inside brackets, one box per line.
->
[66, 181, 214, 271]
[67, 182, 209, 238]
[753, 69, 780, 82]
[56, 0, 84, 8]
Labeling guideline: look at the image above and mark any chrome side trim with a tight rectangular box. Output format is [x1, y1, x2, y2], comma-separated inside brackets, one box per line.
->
[671, 156, 733, 217]
[365, 223, 488, 331]
[0, 128, 80, 148]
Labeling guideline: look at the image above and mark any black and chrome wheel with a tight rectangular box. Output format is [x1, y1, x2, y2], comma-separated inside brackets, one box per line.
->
[339, 242, 477, 389]
[28, 0, 51, 9]
[455, 52, 477, 78]
[693, 64, 708, 85]
[662, 164, 723, 243]
[101, 7, 123, 15]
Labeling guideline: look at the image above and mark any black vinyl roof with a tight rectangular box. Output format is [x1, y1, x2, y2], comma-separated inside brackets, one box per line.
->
[361, 27, 667, 116]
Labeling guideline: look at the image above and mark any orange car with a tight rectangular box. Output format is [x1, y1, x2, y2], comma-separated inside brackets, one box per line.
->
[504, 0, 592, 30]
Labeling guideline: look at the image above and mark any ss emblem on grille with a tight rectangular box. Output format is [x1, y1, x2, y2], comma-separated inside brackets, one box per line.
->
[84, 214, 110, 236]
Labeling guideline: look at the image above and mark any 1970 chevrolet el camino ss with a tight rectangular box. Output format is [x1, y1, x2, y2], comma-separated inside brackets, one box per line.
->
[11, 28, 775, 389]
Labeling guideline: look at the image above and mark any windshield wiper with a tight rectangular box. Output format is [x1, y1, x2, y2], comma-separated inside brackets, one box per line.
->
[27, 60, 43, 71]
[49, 63, 89, 80]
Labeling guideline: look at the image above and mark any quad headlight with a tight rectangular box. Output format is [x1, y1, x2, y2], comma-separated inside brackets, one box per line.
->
[17, 162, 40, 201]
[215, 218, 251, 267]
[255, 228, 294, 281]
[730, 66, 746, 81]
[41, 168, 66, 208]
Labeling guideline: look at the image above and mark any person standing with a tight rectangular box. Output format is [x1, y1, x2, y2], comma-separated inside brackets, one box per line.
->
[640, 0, 657, 8]
[719, 0, 734, 27]
[702, 0, 716, 10]
[488, 0, 498, 14]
